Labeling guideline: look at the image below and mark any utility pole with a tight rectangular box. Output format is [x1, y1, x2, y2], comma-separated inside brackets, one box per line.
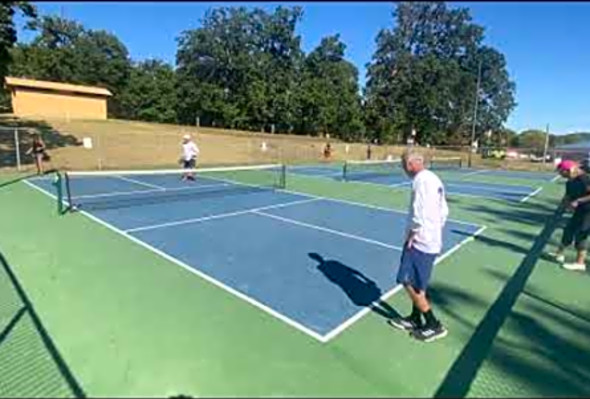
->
[542, 123, 550, 166]
[468, 60, 482, 168]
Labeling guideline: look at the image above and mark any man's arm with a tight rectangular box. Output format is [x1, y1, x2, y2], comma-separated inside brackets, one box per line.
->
[406, 181, 426, 247]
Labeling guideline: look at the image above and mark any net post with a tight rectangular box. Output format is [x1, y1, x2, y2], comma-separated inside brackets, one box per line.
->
[54, 171, 63, 215]
[14, 128, 21, 171]
[64, 172, 73, 212]
[280, 164, 287, 189]
[343, 162, 348, 182]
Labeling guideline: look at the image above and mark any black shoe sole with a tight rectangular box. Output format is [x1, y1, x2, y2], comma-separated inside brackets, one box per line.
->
[411, 328, 448, 343]
[387, 318, 416, 332]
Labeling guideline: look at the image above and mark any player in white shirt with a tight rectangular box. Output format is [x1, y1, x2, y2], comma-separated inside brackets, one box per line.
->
[181, 134, 200, 181]
[388, 148, 449, 342]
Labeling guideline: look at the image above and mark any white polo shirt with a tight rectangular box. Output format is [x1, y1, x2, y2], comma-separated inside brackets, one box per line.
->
[182, 141, 200, 161]
[406, 169, 449, 254]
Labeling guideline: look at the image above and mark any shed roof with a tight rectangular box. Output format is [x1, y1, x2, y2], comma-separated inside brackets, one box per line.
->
[5, 76, 112, 97]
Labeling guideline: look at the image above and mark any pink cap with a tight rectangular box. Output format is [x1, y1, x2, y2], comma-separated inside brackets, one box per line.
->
[557, 159, 578, 171]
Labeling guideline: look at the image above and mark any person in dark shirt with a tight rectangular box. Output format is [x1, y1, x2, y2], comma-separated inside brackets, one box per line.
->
[551, 160, 590, 271]
[323, 142, 332, 160]
[26, 133, 47, 175]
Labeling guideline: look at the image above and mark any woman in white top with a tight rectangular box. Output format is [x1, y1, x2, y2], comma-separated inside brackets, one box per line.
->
[180, 134, 199, 181]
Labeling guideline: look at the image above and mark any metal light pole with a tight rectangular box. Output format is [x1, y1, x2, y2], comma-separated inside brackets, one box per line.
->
[542, 123, 550, 166]
[468, 60, 482, 168]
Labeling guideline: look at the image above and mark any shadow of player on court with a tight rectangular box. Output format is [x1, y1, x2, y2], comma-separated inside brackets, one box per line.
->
[309, 252, 400, 320]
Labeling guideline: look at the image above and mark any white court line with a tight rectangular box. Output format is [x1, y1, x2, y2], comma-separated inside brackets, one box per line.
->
[389, 181, 411, 188]
[175, 170, 470, 228]
[341, 176, 505, 200]
[310, 171, 343, 177]
[24, 178, 486, 343]
[125, 198, 322, 233]
[354, 181, 525, 202]
[342, 177, 404, 188]
[23, 179, 328, 343]
[436, 225, 488, 265]
[279, 187, 480, 228]
[346, 178, 529, 201]
[292, 169, 343, 178]
[253, 211, 403, 251]
[113, 175, 165, 190]
[72, 183, 230, 200]
[322, 225, 488, 342]
[460, 170, 488, 178]
[66, 163, 282, 177]
[520, 187, 543, 203]
[551, 175, 561, 182]
[446, 182, 532, 195]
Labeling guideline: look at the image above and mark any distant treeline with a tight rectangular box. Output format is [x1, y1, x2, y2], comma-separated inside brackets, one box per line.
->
[2, 2, 517, 146]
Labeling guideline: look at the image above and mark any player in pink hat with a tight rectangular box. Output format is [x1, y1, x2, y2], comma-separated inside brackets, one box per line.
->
[550, 159, 590, 271]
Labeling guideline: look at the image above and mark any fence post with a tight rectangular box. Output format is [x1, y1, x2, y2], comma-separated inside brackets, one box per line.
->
[14, 128, 21, 171]
[96, 133, 103, 170]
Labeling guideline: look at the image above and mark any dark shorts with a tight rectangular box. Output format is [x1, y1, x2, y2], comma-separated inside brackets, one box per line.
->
[183, 159, 196, 169]
[396, 246, 437, 292]
[562, 212, 590, 250]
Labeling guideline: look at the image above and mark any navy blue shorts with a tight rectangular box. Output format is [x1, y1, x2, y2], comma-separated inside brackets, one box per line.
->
[396, 246, 437, 292]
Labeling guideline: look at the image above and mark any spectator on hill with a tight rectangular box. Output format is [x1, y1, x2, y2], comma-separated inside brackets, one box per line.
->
[26, 133, 48, 175]
[323, 142, 332, 160]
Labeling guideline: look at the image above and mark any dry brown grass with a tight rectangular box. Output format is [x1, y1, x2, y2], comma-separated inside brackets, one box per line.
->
[0, 115, 555, 173]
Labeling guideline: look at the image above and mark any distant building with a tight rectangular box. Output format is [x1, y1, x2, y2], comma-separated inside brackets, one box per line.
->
[4, 76, 112, 120]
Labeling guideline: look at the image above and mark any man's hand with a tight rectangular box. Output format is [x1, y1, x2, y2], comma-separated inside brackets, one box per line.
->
[406, 231, 416, 249]
[570, 200, 579, 210]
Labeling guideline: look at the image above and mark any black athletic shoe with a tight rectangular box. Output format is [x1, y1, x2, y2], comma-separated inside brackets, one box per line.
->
[411, 322, 448, 342]
[387, 316, 420, 332]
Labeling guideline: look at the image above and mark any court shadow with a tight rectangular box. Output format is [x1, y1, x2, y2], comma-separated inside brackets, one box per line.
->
[452, 198, 560, 228]
[427, 282, 490, 331]
[484, 268, 590, 324]
[451, 229, 530, 257]
[308, 253, 400, 320]
[0, 250, 86, 398]
[0, 172, 40, 189]
[434, 201, 564, 398]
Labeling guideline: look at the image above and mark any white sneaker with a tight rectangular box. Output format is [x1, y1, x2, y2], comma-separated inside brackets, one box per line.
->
[562, 262, 586, 271]
[548, 252, 565, 263]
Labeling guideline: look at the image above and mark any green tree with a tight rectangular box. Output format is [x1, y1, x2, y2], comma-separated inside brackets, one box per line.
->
[0, 1, 36, 111]
[295, 35, 364, 140]
[365, 2, 516, 145]
[176, 6, 304, 132]
[517, 129, 549, 150]
[498, 127, 518, 147]
[118, 59, 178, 123]
[8, 15, 131, 117]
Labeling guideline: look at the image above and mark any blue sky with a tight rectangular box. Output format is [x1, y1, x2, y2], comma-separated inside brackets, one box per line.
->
[15, 2, 590, 134]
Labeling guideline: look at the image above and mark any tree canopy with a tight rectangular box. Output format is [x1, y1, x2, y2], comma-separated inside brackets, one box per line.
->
[4, 3, 518, 144]
[0, 1, 36, 110]
[364, 2, 516, 145]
